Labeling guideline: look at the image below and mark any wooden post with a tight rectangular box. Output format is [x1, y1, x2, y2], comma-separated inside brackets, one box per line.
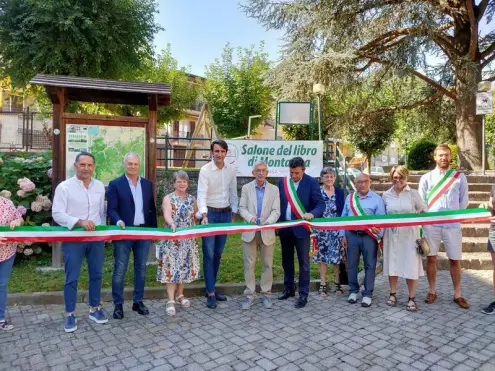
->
[147, 94, 158, 195]
[51, 88, 67, 268]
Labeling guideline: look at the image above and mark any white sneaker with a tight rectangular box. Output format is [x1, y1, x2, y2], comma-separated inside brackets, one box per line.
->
[348, 293, 357, 304]
[361, 297, 372, 307]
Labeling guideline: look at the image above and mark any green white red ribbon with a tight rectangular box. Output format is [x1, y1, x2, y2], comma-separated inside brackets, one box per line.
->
[426, 169, 461, 209]
[349, 192, 383, 248]
[0, 209, 490, 243]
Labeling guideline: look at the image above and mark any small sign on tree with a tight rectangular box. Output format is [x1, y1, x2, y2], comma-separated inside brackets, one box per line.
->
[476, 92, 493, 115]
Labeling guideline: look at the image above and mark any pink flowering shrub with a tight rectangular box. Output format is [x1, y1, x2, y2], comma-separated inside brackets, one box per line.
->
[0, 151, 52, 258]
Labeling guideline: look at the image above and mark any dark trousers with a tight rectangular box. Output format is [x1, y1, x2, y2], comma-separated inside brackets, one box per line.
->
[112, 239, 150, 305]
[201, 210, 231, 294]
[279, 228, 310, 297]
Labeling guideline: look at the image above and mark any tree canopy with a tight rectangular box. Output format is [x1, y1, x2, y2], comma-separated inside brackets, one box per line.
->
[204, 43, 273, 138]
[0, 0, 162, 86]
[243, 0, 495, 169]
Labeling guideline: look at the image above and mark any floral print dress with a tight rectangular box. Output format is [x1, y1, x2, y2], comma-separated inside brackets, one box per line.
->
[313, 187, 341, 265]
[0, 196, 22, 263]
[157, 193, 200, 284]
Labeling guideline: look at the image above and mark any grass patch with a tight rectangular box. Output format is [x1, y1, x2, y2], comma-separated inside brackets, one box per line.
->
[9, 235, 334, 293]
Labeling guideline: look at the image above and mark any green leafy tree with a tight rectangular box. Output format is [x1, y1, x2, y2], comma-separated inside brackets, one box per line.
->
[204, 43, 273, 138]
[347, 111, 396, 174]
[244, 0, 495, 170]
[0, 0, 162, 86]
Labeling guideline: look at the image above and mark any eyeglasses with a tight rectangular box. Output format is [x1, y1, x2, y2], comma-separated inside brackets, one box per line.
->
[254, 169, 267, 173]
[392, 176, 405, 181]
[355, 180, 369, 184]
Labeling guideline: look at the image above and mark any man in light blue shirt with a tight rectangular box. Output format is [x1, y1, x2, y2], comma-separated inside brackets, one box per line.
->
[418, 144, 469, 309]
[341, 173, 385, 307]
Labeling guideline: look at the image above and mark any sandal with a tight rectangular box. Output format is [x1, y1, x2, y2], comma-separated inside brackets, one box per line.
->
[386, 293, 397, 306]
[334, 283, 344, 295]
[318, 283, 328, 296]
[176, 294, 191, 308]
[406, 297, 419, 312]
[166, 301, 176, 316]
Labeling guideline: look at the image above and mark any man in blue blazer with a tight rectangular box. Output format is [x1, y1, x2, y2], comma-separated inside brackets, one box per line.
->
[107, 152, 157, 319]
[278, 157, 325, 308]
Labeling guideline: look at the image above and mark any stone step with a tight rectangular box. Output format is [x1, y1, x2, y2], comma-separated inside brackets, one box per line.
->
[458, 237, 488, 252]
[436, 252, 493, 270]
[461, 223, 490, 237]
[371, 182, 493, 192]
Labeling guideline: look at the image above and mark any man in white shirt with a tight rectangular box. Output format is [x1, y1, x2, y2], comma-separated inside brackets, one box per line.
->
[52, 152, 108, 333]
[418, 144, 469, 309]
[197, 139, 238, 309]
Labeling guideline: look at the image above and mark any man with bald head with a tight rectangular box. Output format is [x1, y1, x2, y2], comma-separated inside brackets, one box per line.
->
[107, 152, 157, 319]
[340, 172, 385, 307]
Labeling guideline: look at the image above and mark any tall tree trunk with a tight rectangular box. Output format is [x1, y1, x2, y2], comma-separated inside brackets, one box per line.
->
[366, 150, 372, 174]
[454, 16, 482, 170]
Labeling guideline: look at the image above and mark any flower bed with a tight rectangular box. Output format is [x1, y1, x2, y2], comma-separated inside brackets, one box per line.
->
[0, 151, 52, 258]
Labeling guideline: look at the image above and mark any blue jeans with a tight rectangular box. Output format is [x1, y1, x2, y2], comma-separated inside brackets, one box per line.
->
[62, 242, 105, 313]
[202, 210, 231, 294]
[112, 239, 150, 305]
[346, 232, 378, 298]
[0, 254, 15, 321]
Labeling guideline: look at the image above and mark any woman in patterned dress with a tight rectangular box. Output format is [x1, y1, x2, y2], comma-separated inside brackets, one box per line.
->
[157, 171, 200, 316]
[313, 167, 345, 296]
[0, 196, 24, 330]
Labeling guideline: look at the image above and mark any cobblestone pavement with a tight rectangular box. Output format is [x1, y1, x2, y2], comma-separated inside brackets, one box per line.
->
[1, 270, 495, 371]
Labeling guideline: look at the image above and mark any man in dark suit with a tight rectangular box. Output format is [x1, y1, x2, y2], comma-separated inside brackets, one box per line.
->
[278, 157, 325, 308]
[107, 152, 157, 319]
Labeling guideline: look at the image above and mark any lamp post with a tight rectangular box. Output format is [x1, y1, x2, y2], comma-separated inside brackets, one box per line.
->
[313, 83, 325, 140]
[477, 80, 493, 175]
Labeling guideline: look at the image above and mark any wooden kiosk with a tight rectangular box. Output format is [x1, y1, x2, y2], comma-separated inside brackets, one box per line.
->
[30, 74, 171, 267]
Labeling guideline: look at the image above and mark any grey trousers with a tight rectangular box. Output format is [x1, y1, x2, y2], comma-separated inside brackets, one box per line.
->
[346, 232, 378, 298]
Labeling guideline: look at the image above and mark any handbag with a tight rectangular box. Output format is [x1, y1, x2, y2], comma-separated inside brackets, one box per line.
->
[415, 227, 430, 257]
[338, 246, 348, 285]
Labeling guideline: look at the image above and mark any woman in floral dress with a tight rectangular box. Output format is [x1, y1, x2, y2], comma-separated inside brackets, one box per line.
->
[157, 171, 200, 316]
[313, 167, 345, 296]
[0, 195, 24, 330]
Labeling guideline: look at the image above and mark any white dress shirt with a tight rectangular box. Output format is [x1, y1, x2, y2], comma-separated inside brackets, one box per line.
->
[52, 176, 106, 230]
[285, 180, 300, 220]
[197, 161, 238, 214]
[418, 167, 469, 229]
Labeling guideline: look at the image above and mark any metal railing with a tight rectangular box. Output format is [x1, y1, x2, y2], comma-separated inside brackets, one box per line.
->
[157, 135, 212, 170]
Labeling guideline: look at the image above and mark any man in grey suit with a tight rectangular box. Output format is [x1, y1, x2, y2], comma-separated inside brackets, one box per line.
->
[239, 161, 281, 310]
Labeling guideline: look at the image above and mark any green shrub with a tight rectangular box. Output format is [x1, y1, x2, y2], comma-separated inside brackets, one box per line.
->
[407, 140, 437, 170]
[448, 144, 458, 168]
[0, 151, 52, 259]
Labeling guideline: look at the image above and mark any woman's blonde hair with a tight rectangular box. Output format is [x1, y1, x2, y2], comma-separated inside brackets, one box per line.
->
[389, 165, 409, 181]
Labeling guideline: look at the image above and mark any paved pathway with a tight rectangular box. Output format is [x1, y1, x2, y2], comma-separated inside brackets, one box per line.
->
[1, 270, 495, 371]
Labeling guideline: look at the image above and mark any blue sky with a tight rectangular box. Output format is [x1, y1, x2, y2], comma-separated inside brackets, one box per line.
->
[154, 0, 284, 77]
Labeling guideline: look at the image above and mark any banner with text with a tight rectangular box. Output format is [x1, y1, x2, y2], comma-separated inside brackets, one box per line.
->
[224, 140, 323, 177]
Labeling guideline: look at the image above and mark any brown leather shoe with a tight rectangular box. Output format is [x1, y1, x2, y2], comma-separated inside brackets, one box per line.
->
[425, 292, 437, 304]
[453, 296, 470, 309]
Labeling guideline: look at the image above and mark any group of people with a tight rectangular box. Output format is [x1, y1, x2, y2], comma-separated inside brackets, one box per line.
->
[0, 140, 494, 333]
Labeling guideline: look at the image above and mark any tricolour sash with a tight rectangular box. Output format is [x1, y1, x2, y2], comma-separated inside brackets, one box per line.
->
[282, 177, 318, 255]
[426, 169, 461, 210]
[349, 192, 383, 249]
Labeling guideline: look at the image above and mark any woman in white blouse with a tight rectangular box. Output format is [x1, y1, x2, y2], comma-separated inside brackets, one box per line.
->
[382, 165, 427, 312]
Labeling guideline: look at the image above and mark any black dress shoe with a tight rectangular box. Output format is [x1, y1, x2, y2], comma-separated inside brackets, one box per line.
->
[215, 292, 227, 301]
[295, 296, 308, 308]
[204, 292, 227, 301]
[132, 301, 149, 315]
[278, 290, 296, 300]
[113, 304, 124, 319]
